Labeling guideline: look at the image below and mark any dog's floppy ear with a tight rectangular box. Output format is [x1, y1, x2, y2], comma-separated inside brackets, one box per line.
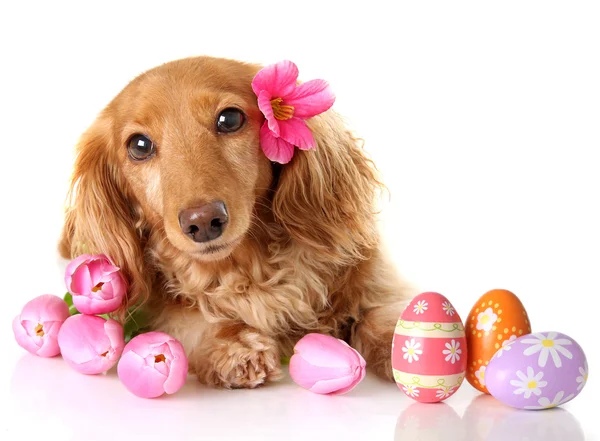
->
[59, 114, 150, 314]
[272, 111, 383, 265]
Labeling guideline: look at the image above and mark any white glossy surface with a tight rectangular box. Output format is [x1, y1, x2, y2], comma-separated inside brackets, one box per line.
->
[3, 343, 596, 440]
[1, 1, 598, 440]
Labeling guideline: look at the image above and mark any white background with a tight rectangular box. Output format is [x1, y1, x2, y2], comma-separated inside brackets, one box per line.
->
[0, 1, 598, 440]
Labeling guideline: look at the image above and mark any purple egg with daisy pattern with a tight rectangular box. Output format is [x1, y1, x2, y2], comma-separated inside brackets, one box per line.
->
[486, 331, 588, 410]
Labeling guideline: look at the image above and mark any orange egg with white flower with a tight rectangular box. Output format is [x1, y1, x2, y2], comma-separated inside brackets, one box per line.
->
[465, 289, 531, 393]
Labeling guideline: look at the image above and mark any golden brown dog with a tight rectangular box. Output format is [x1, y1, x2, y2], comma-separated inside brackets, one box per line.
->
[59, 56, 410, 388]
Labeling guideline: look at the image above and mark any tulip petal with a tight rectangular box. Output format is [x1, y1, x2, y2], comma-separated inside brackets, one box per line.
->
[257, 90, 281, 136]
[333, 365, 366, 395]
[278, 118, 316, 151]
[66, 254, 126, 314]
[259, 123, 295, 164]
[163, 340, 188, 394]
[99, 257, 121, 275]
[96, 281, 114, 300]
[64, 254, 93, 291]
[104, 318, 125, 360]
[310, 373, 358, 395]
[58, 315, 124, 374]
[251, 60, 299, 99]
[72, 295, 123, 315]
[118, 351, 167, 398]
[289, 352, 354, 390]
[293, 334, 360, 368]
[70, 264, 93, 296]
[13, 316, 43, 355]
[118, 332, 189, 398]
[35, 321, 64, 357]
[19, 295, 69, 323]
[284, 79, 335, 119]
[86, 258, 106, 287]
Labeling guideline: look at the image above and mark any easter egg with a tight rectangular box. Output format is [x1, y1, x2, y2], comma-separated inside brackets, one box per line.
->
[392, 292, 466, 403]
[466, 289, 531, 393]
[486, 331, 588, 410]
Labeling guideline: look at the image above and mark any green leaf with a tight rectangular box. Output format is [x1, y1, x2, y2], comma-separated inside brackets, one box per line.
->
[123, 306, 150, 343]
[63, 292, 80, 316]
[280, 356, 291, 366]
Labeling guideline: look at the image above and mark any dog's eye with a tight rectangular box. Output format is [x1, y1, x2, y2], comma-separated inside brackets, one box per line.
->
[216, 108, 246, 133]
[128, 134, 155, 161]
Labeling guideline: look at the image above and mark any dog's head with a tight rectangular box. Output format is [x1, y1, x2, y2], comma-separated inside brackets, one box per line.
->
[60, 57, 381, 311]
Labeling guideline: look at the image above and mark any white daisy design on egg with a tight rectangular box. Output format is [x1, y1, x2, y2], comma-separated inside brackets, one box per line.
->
[510, 366, 548, 398]
[524, 391, 575, 410]
[521, 332, 573, 368]
[402, 339, 423, 363]
[476, 307, 498, 332]
[413, 300, 428, 315]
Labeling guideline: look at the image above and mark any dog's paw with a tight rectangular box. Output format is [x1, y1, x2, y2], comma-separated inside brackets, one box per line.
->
[196, 328, 282, 389]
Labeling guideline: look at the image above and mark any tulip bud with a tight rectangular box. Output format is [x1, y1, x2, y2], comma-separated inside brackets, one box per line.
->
[289, 333, 366, 395]
[58, 314, 124, 374]
[118, 332, 188, 398]
[13, 295, 70, 357]
[65, 254, 126, 315]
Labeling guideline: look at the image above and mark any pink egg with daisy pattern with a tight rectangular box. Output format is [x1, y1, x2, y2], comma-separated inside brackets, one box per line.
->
[392, 292, 467, 403]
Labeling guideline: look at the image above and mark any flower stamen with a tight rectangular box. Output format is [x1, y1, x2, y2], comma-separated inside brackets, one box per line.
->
[35, 323, 44, 337]
[270, 97, 294, 120]
[155, 354, 166, 363]
[92, 282, 104, 293]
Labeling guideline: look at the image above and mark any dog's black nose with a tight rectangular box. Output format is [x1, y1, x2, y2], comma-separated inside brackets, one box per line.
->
[179, 201, 228, 243]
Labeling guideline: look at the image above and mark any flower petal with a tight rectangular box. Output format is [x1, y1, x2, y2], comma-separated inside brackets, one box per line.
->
[118, 350, 167, 398]
[64, 254, 93, 291]
[13, 316, 45, 355]
[104, 318, 125, 361]
[257, 90, 280, 136]
[19, 295, 70, 323]
[293, 334, 362, 369]
[311, 373, 358, 395]
[278, 118, 316, 150]
[70, 264, 93, 296]
[523, 345, 542, 356]
[549, 349, 562, 368]
[86, 258, 106, 287]
[163, 339, 188, 395]
[58, 315, 122, 374]
[259, 123, 295, 164]
[72, 295, 123, 315]
[284, 79, 335, 119]
[251, 60, 299, 98]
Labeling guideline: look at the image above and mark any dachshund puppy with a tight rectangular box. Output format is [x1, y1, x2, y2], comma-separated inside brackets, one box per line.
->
[60, 56, 410, 388]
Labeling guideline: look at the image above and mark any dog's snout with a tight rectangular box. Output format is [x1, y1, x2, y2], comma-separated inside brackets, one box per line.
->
[179, 201, 229, 243]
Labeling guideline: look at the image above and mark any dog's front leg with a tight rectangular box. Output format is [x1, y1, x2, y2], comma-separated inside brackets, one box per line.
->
[152, 305, 282, 388]
[193, 322, 282, 388]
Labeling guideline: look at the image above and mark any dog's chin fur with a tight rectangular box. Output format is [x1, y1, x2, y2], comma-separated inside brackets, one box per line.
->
[59, 56, 413, 389]
[188, 238, 242, 262]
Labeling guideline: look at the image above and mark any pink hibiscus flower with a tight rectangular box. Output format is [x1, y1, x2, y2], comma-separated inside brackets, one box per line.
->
[252, 60, 335, 164]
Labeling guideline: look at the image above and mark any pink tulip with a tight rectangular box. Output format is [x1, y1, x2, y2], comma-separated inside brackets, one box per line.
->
[118, 332, 188, 398]
[252, 60, 335, 164]
[65, 254, 126, 315]
[58, 314, 124, 374]
[289, 333, 367, 395]
[13, 295, 70, 357]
